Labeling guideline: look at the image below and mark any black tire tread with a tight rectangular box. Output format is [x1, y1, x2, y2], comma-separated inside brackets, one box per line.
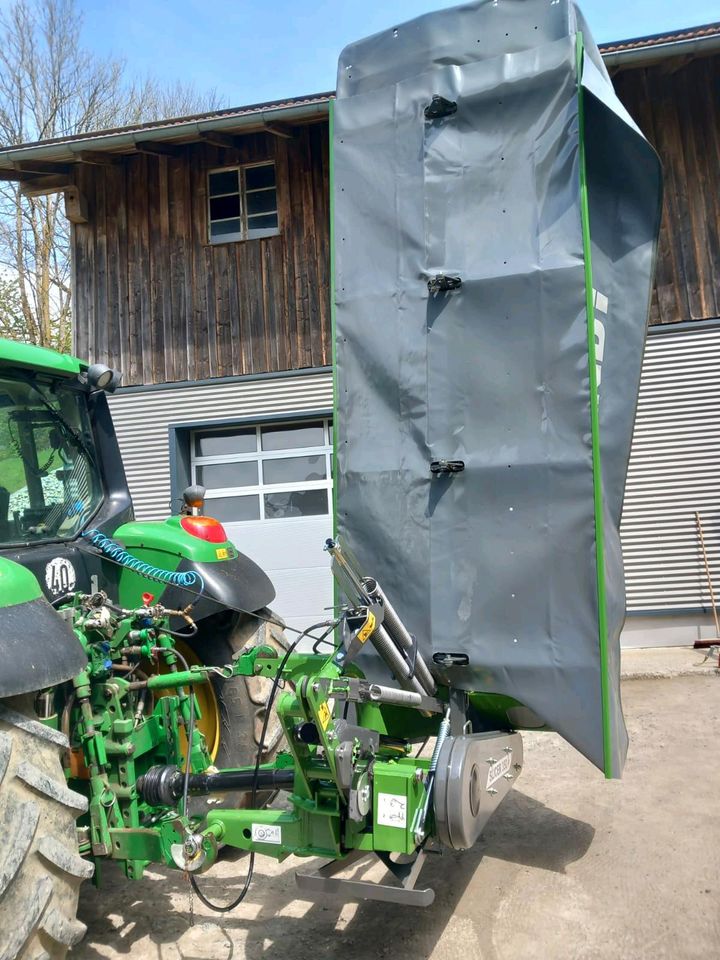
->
[0, 706, 68, 749]
[0, 795, 39, 898]
[0, 696, 91, 960]
[186, 608, 289, 834]
[37, 837, 94, 881]
[189, 607, 289, 772]
[15, 762, 87, 814]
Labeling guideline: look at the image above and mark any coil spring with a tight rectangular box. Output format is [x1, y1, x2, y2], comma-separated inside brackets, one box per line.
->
[82, 528, 205, 593]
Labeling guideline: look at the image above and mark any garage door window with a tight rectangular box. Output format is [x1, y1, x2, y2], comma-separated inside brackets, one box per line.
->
[191, 419, 332, 522]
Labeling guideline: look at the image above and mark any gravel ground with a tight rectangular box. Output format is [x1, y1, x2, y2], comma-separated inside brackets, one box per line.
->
[75, 673, 720, 960]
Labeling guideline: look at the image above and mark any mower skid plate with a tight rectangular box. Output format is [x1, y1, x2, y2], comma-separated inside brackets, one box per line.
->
[295, 848, 435, 907]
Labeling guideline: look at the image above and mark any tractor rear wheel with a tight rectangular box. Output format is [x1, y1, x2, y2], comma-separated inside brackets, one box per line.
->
[185, 607, 289, 774]
[0, 696, 92, 960]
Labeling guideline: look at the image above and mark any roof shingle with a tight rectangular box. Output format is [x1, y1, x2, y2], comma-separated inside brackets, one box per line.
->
[599, 21, 720, 55]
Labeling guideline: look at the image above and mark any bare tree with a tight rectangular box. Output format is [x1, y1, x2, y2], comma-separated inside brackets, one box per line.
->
[126, 77, 221, 127]
[0, 277, 27, 342]
[0, 0, 220, 352]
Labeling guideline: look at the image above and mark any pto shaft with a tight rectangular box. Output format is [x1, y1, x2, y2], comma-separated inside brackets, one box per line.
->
[138, 765, 294, 806]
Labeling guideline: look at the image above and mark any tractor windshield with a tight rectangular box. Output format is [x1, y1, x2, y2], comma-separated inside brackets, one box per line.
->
[0, 374, 103, 545]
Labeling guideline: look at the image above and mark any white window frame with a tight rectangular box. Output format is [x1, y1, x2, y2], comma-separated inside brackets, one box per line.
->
[207, 161, 280, 244]
[191, 418, 333, 522]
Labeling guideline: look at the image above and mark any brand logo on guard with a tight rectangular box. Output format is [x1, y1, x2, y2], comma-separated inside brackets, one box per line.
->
[592, 288, 609, 401]
[45, 557, 77, 595]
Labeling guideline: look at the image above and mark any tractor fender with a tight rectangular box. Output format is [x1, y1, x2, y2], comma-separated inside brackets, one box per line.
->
[89, 517, 276, 619]
[154, 554, 276, 621]
[0, 558, 85, 697]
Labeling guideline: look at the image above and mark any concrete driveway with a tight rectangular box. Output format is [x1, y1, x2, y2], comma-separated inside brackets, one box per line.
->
[75, 672, 720, 960]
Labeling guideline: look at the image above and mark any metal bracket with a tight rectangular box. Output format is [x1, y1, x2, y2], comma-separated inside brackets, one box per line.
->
[430, 459, 465, 476]
[448, 688, 469, 737]
[432, 651, 470, 667]
[333, 718, 379, 792]
[424, 95, 458, 120]
[427, 274, 462, 294]
[334, 602, 384, 668]
[295, 848, 435, 906]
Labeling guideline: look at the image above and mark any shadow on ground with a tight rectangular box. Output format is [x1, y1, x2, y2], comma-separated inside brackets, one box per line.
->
[76, 790, 594, 960]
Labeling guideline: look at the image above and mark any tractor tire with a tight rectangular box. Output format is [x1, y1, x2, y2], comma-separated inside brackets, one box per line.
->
[186, 607, 290, 773]
[0, 696, 92, 960]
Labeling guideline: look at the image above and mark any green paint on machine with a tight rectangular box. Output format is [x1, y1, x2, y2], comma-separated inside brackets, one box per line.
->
[576, 32, 614, 779]
[0, 556, 43, 606]
[114, 517, 238, 564]
[0, 336, 86, 378]
[111, 516, 239, 607]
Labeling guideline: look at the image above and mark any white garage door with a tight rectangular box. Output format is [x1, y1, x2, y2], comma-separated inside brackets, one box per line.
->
[191, 418, 333, 637]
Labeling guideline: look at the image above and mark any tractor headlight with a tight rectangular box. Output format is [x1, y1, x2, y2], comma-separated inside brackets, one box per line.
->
[86, 363, 122, 393]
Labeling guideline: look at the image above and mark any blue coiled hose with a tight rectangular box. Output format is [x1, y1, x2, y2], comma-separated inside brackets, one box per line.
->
[82, 528, 205, 594]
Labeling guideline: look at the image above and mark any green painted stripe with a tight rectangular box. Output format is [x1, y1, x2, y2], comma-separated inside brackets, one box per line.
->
[329, 98, 339, 539]
[576, 34, 614, 779]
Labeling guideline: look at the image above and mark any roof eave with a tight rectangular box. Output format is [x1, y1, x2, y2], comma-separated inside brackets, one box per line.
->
[0, 99, 331, 168]
[601, 33, 720, 68]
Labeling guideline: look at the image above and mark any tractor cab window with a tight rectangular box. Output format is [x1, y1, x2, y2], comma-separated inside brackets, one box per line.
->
[0, 375, 103, 546]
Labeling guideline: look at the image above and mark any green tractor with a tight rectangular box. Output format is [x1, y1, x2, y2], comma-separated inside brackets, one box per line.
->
[0, 338, 288, 770]
[0, 338, 291, 957]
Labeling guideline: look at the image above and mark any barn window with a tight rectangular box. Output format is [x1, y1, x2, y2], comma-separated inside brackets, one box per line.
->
[207, 162, 279, 243]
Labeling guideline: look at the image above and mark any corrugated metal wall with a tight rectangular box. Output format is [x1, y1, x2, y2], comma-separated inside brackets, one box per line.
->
[108, 371, 333, 520]
[622, 322, 720, 612]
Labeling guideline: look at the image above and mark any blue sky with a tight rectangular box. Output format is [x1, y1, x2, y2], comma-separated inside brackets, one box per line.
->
[76, 0, 719, 107]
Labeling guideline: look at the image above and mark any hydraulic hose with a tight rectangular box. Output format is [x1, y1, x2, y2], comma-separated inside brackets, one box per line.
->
[82, 529, 205, 593]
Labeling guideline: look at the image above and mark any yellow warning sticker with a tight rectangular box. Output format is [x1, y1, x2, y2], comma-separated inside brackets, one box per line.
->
[317, 701, 332, 730]
[215, 547, 229, 560]
[357, 612, 376, 645]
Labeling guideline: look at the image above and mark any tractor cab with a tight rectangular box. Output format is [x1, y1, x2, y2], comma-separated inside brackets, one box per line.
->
[0, 340, 132, 599]
[0, 336, 274, 617]
[0, 371, 104, 549]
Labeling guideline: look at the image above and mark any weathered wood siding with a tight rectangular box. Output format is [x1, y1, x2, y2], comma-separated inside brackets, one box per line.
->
[73, 122, 330, 385]
[613, 53, 720, 325]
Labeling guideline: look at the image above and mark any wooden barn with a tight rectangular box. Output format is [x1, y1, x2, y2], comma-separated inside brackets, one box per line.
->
[0, 23, 719, 640]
